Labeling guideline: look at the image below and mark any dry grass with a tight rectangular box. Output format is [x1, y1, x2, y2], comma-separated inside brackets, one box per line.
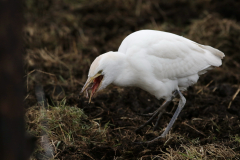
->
[26, 99, 110, 159]
[188, 14, 240, 55]
[161, 144, 237, 160]
[23, 0, 240, 159]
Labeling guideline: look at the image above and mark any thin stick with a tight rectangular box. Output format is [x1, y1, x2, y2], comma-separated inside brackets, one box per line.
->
[228, 86, 240, 109]
[82, 152, 95, 160]
[25, 69, 56, 77]
[197, 80, 213, 94]
[182, 121, 206, 137]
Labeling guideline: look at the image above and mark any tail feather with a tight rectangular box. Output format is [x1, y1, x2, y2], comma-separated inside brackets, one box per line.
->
[196, 44, 225, 67]
[202, 45, 225, 59]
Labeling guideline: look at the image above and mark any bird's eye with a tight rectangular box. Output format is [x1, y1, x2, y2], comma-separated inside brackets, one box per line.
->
[98, 70, 103, 74]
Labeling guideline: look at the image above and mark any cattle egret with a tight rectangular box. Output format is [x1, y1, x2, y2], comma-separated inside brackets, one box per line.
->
[80, 30, 225, 143]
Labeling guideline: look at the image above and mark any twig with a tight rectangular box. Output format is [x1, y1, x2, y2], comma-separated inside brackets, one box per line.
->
[228, 86, 240, 109]
[59, 123, 67, 143]
[53, 152, 60, 159]
[182, 121, 206, 137]
[25, 69, 56, 77]
[51, 140, 57, 152]
[92, 107, 104, 118]
[26, 69, 57, 92]
[197, 80, 213, 94]
[82, 152, 95, 160]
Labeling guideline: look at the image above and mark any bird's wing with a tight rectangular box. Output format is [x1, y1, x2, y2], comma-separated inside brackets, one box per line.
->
[118, 30, 224, 80]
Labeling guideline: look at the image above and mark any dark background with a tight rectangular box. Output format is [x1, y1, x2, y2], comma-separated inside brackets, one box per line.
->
[24, 0, 240, 159]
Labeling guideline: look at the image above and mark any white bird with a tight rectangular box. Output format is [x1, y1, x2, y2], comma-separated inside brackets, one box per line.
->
[80, 30, 225, 143]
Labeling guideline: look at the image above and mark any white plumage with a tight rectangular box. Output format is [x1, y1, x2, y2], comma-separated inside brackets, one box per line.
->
[117, 30, 223, 98]
[81, 30, 224, 142]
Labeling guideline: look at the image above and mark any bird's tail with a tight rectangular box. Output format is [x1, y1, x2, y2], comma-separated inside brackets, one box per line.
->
[201, 45, 225, 67]
[202, 45, 225, 59]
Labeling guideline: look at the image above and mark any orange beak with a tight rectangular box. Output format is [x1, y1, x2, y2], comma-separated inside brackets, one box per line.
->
[80, 75, 103, 103]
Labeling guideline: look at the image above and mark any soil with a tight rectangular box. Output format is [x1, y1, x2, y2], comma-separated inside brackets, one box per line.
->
[24, 0, 240, 159]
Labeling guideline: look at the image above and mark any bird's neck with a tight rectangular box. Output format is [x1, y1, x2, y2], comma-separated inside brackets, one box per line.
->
[110, 52, 136, 87]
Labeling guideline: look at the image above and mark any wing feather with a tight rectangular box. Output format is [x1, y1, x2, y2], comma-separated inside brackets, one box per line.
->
[118, 30, 224, 80]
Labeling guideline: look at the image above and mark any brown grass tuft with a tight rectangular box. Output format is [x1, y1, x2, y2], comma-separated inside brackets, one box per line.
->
[25, 99, 109, 158]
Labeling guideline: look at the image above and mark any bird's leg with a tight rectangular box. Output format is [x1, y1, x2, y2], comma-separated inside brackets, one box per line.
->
[152, 90, 178, 131]
[135, 90, 178, 133]
[138, 90, 178, 117]
[135, 100, 171, 133]
[147, 90, 186, 143]
[153, 111, 164, 131]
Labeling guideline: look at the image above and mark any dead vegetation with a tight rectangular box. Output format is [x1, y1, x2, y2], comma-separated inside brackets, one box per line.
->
[26, 100, 110, 159]
[24, 0, 240, 159]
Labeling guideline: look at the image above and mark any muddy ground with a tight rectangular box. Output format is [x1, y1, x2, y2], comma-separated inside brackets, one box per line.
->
[24, 0, 240, 159]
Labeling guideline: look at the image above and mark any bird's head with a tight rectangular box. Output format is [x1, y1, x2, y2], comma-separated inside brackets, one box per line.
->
[80, 51, 124, 103]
